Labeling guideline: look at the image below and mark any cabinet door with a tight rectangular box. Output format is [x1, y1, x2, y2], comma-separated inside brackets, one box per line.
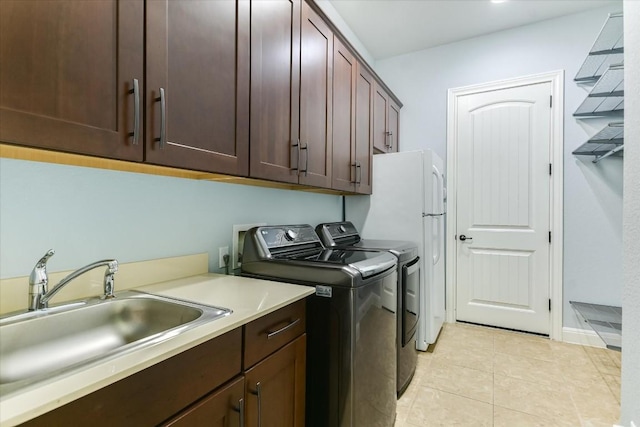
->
[372, 84, 390, 153]
[250, 0, 301, 184]
[388, 99, 400, 153]
[299, 2, 333, 188]
[0, 0, 143, 161]
[146, 0, 249, 175]
[163, 377, 245, 427]
[245, 334, 306, 427]
[355, 64, 374, 194]
[331, 38, 357, 192]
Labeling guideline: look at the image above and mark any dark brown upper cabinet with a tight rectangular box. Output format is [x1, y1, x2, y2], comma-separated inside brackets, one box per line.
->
[250, 0, 301, 184]
[373, 83, 400, 154]
[1, 0, 400, 193]
[145, 0, 250, 175]
[0, 0, 144, 161]
[331, 38, 372, 194]
[331, 38, 357, 192]
[299, 2, 333, 188]
[372, 85, 389, 153]
[250, 0, 333, 189]
[354, 63, 375, 194]
[388, 98, 400, 153]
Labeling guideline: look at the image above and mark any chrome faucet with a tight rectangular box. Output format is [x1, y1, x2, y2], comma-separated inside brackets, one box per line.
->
[28, 249, 119, 311]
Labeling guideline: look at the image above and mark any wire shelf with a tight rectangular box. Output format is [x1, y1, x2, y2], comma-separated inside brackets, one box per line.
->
[590, 64, 624, 97]
[590, 12, 624, 55]
[570, 301, 621, 351]
[574, 96, 624, 117]
[574, 12, 623, 82]
[575, 52, 624, 82]
[572, 122, 624, 163]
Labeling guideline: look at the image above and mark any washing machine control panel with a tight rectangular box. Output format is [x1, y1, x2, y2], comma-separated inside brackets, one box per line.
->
[257, 225, 321, 249]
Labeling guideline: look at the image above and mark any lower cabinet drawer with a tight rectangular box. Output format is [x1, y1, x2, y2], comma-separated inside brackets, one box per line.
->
[244, 299, 306, 368]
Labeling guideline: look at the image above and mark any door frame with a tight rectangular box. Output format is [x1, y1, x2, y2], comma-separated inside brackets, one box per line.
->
[445, 70, 564, 341]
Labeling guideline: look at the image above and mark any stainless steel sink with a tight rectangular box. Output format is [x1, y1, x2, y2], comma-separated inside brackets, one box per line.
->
[0, 291, 231, 394]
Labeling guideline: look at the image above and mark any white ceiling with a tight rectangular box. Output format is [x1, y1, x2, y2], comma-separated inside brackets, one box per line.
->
[328, 0, 621, 60]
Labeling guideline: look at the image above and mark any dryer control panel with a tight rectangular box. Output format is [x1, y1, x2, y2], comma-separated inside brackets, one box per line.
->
[316, 221, 360, 247]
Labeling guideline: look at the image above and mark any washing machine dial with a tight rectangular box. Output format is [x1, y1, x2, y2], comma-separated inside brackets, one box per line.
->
[285, 229, 298, 241]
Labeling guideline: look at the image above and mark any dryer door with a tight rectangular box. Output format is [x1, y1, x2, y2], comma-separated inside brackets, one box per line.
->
[402, 256, 420, 345]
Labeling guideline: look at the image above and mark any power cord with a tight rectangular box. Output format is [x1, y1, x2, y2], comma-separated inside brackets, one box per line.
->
[222, 253, 230, 275]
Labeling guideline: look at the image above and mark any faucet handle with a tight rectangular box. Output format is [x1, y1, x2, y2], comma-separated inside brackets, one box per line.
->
[29, 249, 55, 310]
[105, 260, 118, 274]
[102, 260, 118, 299]
[30, 249, 55, 285]
[35, 249, 55, 268]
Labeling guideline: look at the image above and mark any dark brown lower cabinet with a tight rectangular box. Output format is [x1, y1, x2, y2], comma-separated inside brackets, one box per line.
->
[19, 300, 308, 427]
[22, 328, 242, 427]
[245, 335, 306, 427]
[163, 376, 245, 427]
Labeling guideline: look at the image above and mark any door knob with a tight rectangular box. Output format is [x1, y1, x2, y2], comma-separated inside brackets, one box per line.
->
[459, 235, 473, 242]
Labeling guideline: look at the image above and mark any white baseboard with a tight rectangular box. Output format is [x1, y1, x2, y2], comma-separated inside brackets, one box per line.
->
[562, 327, 606, 348]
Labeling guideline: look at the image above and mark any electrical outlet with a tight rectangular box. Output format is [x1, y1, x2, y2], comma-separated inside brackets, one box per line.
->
[218, 246, 229, 269]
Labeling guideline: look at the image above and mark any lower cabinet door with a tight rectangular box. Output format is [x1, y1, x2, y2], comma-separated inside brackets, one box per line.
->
[163, 376, 245, 427]
[245, 334, 306, 427]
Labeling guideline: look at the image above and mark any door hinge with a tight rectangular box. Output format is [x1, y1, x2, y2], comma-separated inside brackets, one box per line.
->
[549, 231, 552, 243]
[549, 163, 552, 176]
[550, 95, 553, 108]
[549, 299, 552, 311]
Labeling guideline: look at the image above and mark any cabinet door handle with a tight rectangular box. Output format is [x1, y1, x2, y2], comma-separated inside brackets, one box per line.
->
[155, 88, 166, 149]
[389, 131, 394, 150]
[128, 79, 140, 145]
[301, 142, 309, 176]
[291, 139, 300, 174]
[351, 162, 357, 184]
[233, 397, 245, 427]
[266, 317, 300, 339]
[356, 161, 362, 185]
[250, 382, 262, 427]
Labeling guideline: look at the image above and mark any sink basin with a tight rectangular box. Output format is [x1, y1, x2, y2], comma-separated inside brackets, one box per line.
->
[0, 291, 231, 393]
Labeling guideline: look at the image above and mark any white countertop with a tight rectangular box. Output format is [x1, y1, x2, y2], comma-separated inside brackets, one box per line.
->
[0, 273, 314, 427]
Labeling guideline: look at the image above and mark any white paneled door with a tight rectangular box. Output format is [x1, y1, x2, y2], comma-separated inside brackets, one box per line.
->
[455, 82, 551, 334]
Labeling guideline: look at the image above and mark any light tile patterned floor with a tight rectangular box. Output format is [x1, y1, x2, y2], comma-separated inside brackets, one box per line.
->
[396, 322, 621, 427]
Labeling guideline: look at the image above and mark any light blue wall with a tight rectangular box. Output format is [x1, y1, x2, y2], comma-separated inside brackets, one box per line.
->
[372, 5, 623, 329]
[0, 158, 342, 278]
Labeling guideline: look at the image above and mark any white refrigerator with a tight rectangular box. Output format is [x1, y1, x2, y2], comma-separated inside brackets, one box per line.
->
[346, 149, 446, 350]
